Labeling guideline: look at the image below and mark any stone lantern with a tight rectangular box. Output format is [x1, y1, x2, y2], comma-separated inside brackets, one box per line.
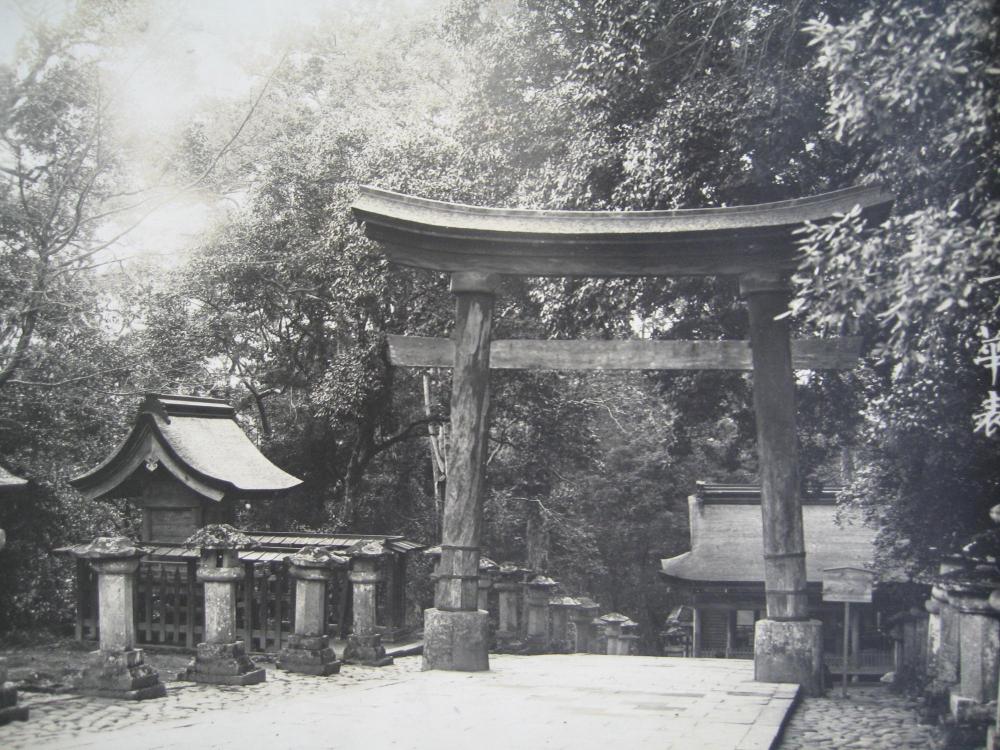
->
[70, 536, 166, 700]
[494, 563, 528, 649]
[278, 546, 349, 676]
[179, 524, 265, 685]
[548, 597, 580, 653]
[524, 575, 558, 651]
[569, 597, 600, 653]
[424, 544, 442, 577]
[0, 465, 30, 723]
[620, 618, 640, 655]
[478, 557, 498, 613]
[598, 612, 633, 655]
[925, 560, 964, 692]
[343, 540, 393, 667]
[922, 504, 1000, 748]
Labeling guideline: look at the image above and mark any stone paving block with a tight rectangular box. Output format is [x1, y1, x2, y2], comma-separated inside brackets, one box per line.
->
[736, 723, 780, 750]
[0, 655, 796, 750]
[755, 703, 793, 727]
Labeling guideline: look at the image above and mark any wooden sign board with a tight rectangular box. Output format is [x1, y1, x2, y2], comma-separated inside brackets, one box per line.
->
[822, 567, 874, 603]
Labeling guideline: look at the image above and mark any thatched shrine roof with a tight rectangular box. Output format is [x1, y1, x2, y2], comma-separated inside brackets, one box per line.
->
[70, 393, 301, 502]
[660, 483, 876, 585]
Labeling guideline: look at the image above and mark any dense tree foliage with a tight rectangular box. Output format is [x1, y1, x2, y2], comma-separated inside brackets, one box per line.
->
[0, 0, 993, 640]
[791, 0, 999, 575]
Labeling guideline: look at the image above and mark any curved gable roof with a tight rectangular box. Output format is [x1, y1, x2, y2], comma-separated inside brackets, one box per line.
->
[661, 484, 875, 584]
[71, 394, 301, 501]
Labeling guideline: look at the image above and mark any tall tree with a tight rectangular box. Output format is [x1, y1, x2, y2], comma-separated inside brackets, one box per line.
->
[790, 0, 999, 574]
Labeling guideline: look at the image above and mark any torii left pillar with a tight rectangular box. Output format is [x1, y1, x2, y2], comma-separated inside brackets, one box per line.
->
[423, 271, 500, 671]
[742, 272, 823, 695]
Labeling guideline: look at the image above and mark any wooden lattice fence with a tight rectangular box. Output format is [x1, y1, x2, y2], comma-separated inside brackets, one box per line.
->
[74, 556, 385, 652]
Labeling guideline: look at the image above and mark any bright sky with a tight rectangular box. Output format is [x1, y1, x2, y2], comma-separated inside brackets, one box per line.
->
[1, 0, 442, 266]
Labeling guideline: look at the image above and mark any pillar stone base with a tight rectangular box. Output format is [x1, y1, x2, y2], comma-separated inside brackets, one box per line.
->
[754, 619, 824, 696]
[179, 641, 266, 686]
[422, 608, 490, 671]
[79, 648, 166, 701]
[277, 634, 341, 676]
[343, 633, 393, 667]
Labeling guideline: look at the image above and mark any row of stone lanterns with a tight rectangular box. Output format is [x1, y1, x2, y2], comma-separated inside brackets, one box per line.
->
[427, 549, 640, 656]
[923, 504, 1000, 747]
[66, 526, 397, 701]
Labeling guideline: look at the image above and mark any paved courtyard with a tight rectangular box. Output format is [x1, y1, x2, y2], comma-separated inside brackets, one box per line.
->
[778, 684, 942, 749]
[1, 654, 798, 750]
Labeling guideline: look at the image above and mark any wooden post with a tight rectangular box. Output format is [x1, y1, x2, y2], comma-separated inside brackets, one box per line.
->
[242, 562, 253, 649]
[743, 272, 808, 619]
[726, 609, 737, 658]
[842, 601, 850, 697]
[742, 271, 823, 695]
[423, 373, 444, 535]
[186, 560, 197, 649]
[850, 605, 861, 676]
[692, 607, 702, 658]
[75, 559, 86, 642]
[424, 271, 500, 672]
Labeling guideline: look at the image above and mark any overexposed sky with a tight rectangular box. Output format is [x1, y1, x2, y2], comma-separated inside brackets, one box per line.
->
[2, 0, 445, 265]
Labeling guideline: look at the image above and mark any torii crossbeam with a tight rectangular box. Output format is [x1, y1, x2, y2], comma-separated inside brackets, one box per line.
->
[352, 184, 893, 694]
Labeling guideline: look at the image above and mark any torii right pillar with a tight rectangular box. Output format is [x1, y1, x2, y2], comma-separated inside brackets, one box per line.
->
[742, 271, 824, 696]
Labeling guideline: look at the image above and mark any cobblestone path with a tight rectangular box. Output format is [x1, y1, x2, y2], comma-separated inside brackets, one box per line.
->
[0, 655, 424, 749]
[778, 686, 943, 749]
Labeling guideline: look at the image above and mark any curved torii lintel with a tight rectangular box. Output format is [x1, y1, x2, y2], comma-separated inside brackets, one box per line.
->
[351, 184, 894, 277]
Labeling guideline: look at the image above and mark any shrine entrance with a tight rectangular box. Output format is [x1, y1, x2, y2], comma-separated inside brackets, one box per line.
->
[351, 185, 893, 694]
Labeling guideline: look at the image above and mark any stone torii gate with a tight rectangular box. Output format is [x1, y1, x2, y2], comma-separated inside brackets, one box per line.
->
[351, 185, 893, 692]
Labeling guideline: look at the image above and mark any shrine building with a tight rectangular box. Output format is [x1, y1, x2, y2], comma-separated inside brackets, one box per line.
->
[70, 393, 302, 542]
[62, 393, 424, 651]
[661, 482, 894, 676]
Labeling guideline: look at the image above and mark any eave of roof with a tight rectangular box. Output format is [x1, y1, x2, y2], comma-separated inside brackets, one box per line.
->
[351, 185, 894, 277]
[70, 393, 302, 501]
[0, 464, 28, 493]
[660, 491, 875, 584]
[695, 482, 842, 504]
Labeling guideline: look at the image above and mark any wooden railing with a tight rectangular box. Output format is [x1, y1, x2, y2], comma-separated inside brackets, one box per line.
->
[74, 558, 370, 652]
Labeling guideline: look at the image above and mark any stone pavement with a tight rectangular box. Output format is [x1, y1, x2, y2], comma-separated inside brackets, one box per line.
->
[778, 685, 943, 749]
[0, 654, 798, 750]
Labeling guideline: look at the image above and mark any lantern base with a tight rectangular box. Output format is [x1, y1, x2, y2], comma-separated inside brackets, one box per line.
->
[278, 634, 342, 676]
[343, 633, 393, 667]
[179, 640, 266, 686]
[79, 648, 166, 700]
